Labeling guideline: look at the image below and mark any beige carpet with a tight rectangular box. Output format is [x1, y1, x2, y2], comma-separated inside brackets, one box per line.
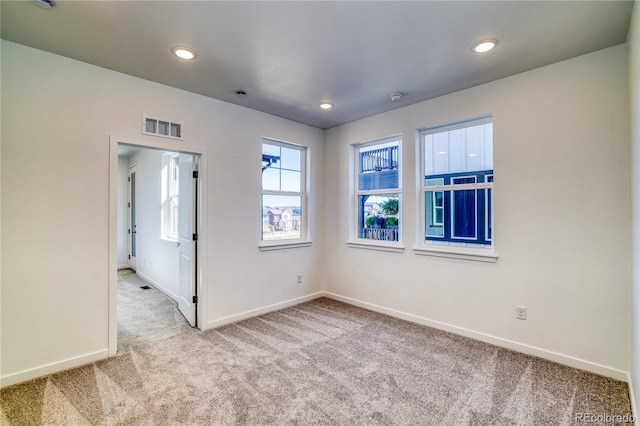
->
[0, 270, 633, 425]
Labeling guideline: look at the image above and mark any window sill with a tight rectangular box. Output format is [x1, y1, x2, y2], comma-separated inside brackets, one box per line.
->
[259, 240, 313, 251]
[161, 237, 179, 246]
[347, 240, 405, 253]
[413, 246, 498, 263]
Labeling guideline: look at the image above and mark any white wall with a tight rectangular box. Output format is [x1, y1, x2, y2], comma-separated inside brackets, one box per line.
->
[117, 157, 129, 268]
[628, 0, 640, 414]
[0, 40, 325, 385]
[324, 44, 630, 378]
[0, 37, 633, 387]
[125, 148, 180, 301]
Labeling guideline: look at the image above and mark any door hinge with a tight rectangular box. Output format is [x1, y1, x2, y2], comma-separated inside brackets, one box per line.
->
[128, 255, 131, 260]
[192, 233, 198, 241]
[193, 170, 199, 179]
[192, 295, 198, 304]
[128, 177, 130, 182]
[128, 229, 131, 234]
[128, 202, 131, 208]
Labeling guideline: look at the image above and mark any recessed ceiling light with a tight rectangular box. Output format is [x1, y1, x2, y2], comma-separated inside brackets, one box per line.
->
[472, 39, 498, 53]
[319, 102, 334, 110]
[438, 151, 447, 155]
[172, 46, 196, 60]
[33, 0, 55, 9]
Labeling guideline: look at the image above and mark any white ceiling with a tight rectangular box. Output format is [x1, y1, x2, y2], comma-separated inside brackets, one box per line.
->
[1, 1, 634, 129]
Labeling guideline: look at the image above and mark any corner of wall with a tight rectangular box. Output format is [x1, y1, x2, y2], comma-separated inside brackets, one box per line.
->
[628, 0, 640, 421]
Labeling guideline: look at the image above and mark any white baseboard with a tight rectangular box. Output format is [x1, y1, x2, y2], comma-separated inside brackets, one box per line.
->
[2, 291, 630, 394]
[204, 292, 325, 330]
[1, 349, 109, 388]
[323, 292, 629, 382]
[628, 373, 639, 425]
[137, 271, 179, 302]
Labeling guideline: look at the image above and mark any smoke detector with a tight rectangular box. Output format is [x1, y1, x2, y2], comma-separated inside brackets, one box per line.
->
[33, 0, 55, 9]
[389, 92, 404, 102]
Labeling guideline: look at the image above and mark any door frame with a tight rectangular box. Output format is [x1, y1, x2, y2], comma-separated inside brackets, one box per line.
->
[108, 135, 208, 356]
[127, 163, 138, 271]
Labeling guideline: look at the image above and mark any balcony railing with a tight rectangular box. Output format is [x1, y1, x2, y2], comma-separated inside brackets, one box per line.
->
[360, 146, 398, 173]
[360, 227, 399, 241]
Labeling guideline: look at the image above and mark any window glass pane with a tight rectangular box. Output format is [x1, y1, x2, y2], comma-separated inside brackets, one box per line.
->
[358, 194, 399, 242]
[280, 147, 301, 171]
[425, 177, 444, 187]
[424, 122, 493, 175]
[262, 167, 280, 191]
[425, 191, 444, 237]
[358, 141, 399, 190]
[422, 118, 492, 247]
[452, 176, 477, 185]
[261, 139, 305, 242]
[281, 170, 301, 192]
[262, 194, 301, 241]
[452, 189, 477, 239]
[161, 153, 180, 240]
[263, 143, 280, 157]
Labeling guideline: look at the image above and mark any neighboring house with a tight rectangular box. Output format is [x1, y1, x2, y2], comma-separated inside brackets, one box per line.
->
[263, 207, 295, 231]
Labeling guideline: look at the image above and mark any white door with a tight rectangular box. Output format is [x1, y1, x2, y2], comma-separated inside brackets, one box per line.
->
[178, 154, 197, 327]
[127, 164, 138, 271]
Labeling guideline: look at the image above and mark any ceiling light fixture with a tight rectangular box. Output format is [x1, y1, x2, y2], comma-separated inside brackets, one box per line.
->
[172, 46, 196, 60]
[389, 92, 404, 102]
[33, 0, 55, 9]
[319, 102, 334, 110]
[472, 38, 498, 53]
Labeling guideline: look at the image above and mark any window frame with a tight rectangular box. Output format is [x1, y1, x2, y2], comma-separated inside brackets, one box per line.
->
[415, 116, 497, 262]
[348, 135, 403, 252]
[259, 138, 310, 250]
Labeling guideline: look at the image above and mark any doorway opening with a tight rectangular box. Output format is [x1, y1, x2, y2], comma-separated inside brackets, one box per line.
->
[108, 136, 207, 356]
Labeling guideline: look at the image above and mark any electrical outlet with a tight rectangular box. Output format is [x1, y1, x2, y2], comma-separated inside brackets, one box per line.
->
[516, 306, 526, 320]
[297, 274, 302, 284]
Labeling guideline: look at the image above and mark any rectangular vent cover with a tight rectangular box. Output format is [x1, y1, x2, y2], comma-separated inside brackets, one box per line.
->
[143, 115, 183, 140]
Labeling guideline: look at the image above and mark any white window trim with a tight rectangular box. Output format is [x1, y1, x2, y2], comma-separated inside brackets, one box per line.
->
[485, 174, 494, 242]
[412, 245, 497, 262]
[416, 115, 497, 262]
[347, 240, 405, 253]
[259, 240, 313, 251]
[260, 138, 310, 249]
[349, 135, 403, 251]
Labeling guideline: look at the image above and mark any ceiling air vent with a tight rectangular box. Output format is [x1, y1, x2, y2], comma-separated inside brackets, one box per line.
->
[143, 115, 183, 140]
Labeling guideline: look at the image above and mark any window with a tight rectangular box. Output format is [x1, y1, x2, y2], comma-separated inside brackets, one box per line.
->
[162, 152, 179, 240]
[353, 136, 401, 244]
[419, 116, 493, 248]
[261, 139, 306, 242]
